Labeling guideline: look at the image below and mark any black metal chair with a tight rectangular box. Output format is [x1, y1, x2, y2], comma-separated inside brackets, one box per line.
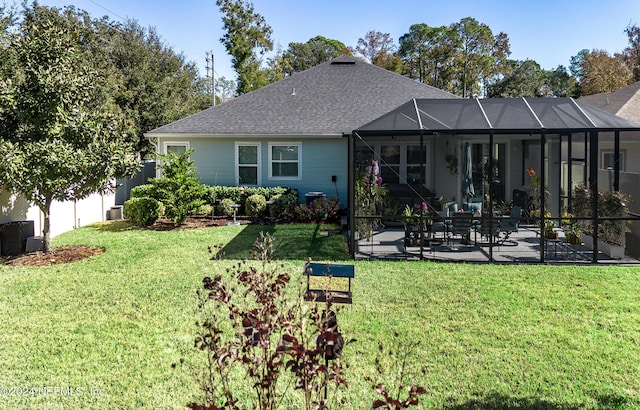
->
[450, 211, 473, 245]
[477, 211, 500, 244]
[499, 206, 522, 245]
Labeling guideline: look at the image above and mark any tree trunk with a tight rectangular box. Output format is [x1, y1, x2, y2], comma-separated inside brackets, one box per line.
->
[42, 196, 53, 253]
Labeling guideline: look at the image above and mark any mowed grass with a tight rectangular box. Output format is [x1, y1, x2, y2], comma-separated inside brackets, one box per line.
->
[0, 221, 638, 409]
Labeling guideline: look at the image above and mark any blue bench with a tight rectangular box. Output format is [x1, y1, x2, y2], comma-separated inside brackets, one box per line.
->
[303, 262, 354, 304]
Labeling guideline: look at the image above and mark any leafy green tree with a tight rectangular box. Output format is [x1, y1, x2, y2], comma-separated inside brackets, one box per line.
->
[569, 49, 589, 95]
[399, 23, 459, 89]
[579, 50, 630, 95]
[623, 24, 640, 82]
[284, 35, 349, 74]
[0, 4, 140, 252]
[107, 20, 210, 155]
[356, 30, 395, 64]
[214, 75, 237, 103]
[216, 0, 273, 94]
[454, 17, 498, 97]
[152, 149, 205, 226]
[486, 59, 576, 98]
[544, 65, 577, 97]
[487, 59, 545, 97]
[399, 18, 510, 96]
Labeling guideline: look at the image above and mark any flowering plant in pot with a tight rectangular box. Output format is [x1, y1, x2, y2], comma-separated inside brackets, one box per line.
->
[354, 160, 387, 240]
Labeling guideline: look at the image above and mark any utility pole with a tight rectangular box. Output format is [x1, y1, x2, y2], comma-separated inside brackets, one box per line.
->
[205, 51, 215, 106]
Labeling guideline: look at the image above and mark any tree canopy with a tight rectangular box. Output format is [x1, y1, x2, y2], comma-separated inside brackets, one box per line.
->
[0, 3, 140, 251]
[213, 2, 640, 99]
[0, 3, 210, 251]
[283, 35, 350, 74]
[216, 0, 273, 94]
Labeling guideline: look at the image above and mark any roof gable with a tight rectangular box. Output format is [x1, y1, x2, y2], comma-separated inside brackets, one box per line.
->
[147, 56, 457, 136]
[579, 82, 640, 124]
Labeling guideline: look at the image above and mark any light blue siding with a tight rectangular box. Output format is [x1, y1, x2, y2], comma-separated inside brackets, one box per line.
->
[157, 136, 349, 206]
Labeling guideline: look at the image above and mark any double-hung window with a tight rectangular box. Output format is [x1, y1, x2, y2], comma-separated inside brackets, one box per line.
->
[357, 143, 428, 184]
[163, 141, 190, 156]
[235, 142, 261, 186]
[269, 142, 301, 180]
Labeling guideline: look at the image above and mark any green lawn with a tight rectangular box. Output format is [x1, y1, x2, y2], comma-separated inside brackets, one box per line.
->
[0, 222, 639, 409]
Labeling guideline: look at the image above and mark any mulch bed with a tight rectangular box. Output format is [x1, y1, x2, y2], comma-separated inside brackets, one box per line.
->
[0, 216, 253, 267]
[2, 245, 105, 267]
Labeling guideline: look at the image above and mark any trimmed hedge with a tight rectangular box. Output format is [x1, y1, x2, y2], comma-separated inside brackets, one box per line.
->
[130, 184, 157, 199]
[204, 186, 299, 216]
[127, 183, 301, 220]
[124, 197, 164, 226]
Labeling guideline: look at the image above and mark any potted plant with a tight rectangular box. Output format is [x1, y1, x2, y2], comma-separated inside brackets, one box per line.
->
[544, 218, 558, 239]
[561, 212, 581, 244]
[354, 160, 387, 242]
[566, 223, 581, 244]
[402, 205, 417, 247]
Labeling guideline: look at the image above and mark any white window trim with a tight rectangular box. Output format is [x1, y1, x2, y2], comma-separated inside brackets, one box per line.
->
[405, 143, 429, 184]
[268, 142, 302, 180]
[375, 142, 430, 185]
[601, 150, 625, 171]
[163, 141, 190, 155]
[157, 141, 191, 177]
[235, 142, 261, 186]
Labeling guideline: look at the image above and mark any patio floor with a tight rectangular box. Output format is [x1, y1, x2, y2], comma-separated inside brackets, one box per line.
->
[354, 225, 639, 265]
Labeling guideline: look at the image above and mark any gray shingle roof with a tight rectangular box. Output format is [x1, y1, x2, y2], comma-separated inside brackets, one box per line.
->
[579, 82, 640, 124]
[147, 55, 457, 136]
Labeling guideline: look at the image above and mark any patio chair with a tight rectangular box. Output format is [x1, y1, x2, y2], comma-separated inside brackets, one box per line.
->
[429, 210, 450, 241]
[477, 211, 500, 244]
[428, 202, 457, 240]
[450, 211, 473, 245]
[512, 189, 532, 221]
[498, 206, 522, 245]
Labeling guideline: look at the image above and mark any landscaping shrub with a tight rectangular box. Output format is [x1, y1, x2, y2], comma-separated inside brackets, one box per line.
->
[272, 191, 300, 220]
[245, 193, 267, 217]
[185, 235, 349, 410]
[287, 197, 341, 223]
[202, 185, 218, 205]
[194, 204, 214, 217]
[129, 184, 158, 200]
[218, 198, 236, 217]
[184, 234, 426, 409]
[123, 197, 163, 226]
[203, 185, 299, 215]
[152, 149, 205, 225]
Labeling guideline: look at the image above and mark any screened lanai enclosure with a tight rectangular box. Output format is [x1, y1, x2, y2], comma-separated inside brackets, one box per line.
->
[348, 98, 640, 264]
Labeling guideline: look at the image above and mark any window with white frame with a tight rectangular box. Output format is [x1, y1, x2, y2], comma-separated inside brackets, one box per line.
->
[357, 143, 429, 184]
[602, 150, 625, 171]
[269, 142, 301, 180]
[235, 142, 261, 186]
[163, 141, 190, 156]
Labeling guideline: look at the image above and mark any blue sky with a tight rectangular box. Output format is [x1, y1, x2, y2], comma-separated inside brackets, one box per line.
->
[34, 0, 640, 81]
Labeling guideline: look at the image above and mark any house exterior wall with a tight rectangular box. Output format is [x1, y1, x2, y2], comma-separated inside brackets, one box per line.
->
[155, 136, 349, 206]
